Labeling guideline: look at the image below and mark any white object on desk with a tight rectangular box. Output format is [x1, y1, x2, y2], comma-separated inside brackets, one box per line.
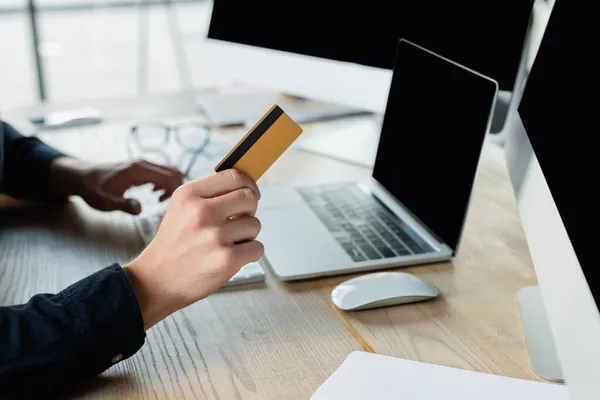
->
[311, 351, 569, 400]
[196, 85, 367, 127]
[331, 271, 439, 311]
[29, 107, 102, 131]
[295, 115, 381, 168]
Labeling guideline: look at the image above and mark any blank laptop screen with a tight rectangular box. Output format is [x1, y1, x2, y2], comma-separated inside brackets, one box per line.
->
[372, 40, 497, 253]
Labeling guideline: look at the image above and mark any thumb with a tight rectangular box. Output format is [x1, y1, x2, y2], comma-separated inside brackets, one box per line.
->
[96, 193, 142, 215]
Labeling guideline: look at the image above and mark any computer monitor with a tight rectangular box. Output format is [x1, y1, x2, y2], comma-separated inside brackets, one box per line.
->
[202, 0, 534, 132]
[505, 0, 600, 397]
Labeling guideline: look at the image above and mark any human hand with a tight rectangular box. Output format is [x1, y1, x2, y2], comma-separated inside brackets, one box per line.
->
[49, 157, 184, 214]
[123, 170, 264, 330]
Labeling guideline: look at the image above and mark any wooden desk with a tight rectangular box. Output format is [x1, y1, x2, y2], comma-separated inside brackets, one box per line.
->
[1, 94, 543, 399]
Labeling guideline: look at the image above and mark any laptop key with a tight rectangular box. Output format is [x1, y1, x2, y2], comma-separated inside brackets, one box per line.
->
[345, 210, 360, 219]
[352, 252, 367, 262]
[370, 221, 410, 255]
[333, 232, 352, 244]
[390, 225, 409, 239]
[371, 221, 394, 239]
[331, 211, 344, 219]
[372, 240, 396, 258]
[386, 237, 410, 255]
[354, 238, 368, 247]
[336, 235, 365, 261]
[357, 225, 380, 240]
[376, 211, 396, 225]
[357, 242, 381, 260]
[351, 233, 364, 242]
[403, 238, 424, 254]
[365, 232, 379, 242]
[342, 245, 367, 262]
[396, 248, 411, 256]
[313, 210, 342, 233]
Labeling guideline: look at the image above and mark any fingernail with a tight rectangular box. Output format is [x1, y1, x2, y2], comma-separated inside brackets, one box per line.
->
[129, 200, 142, 215]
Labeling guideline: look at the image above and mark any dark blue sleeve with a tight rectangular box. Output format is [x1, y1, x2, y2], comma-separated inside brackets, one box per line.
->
[1, 120, 67, 202]
[0, 264, 146, 399]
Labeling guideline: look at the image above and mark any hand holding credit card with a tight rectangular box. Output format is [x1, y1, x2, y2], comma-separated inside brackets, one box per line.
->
[214, 105, 303, 181]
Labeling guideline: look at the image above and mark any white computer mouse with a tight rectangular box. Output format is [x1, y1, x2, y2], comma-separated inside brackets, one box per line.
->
[331, 271, 439, 311]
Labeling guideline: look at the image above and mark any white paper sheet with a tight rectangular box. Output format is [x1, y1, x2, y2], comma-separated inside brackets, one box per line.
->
[312, 352, 569, 400]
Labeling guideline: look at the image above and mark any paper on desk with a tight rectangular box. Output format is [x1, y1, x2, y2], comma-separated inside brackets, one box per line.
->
[311, 352, 569, 400]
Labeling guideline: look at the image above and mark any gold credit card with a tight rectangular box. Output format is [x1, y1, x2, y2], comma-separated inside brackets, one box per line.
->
[214, 104, 303, 181]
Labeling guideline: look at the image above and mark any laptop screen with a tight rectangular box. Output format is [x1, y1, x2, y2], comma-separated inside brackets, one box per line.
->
[372, 40, 497, 253]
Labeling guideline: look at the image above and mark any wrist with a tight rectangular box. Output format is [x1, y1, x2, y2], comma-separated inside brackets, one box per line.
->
[123, 262, 179, 331]
[48, 157, 92, 198]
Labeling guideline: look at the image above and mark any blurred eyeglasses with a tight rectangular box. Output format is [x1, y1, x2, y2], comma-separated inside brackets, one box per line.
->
[127, 121, 214, 179]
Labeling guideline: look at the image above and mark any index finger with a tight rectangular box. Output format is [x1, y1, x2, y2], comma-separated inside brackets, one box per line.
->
[189, 169, 260, 199]
[139, 159, 184, 178]
[134, 160, 185, 200]
[110, 161, 183, 197]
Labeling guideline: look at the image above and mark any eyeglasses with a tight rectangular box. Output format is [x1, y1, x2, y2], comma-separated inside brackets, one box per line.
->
[127, 121, 215, 179]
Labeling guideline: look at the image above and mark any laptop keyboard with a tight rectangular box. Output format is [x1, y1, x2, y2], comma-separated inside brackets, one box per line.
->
[297, 184, 433, 262]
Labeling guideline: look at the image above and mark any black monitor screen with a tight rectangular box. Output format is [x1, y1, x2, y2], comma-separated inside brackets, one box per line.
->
[208, 0, 533, 92]
[373, 40, 497, 252]
[518, 0, 598, 308]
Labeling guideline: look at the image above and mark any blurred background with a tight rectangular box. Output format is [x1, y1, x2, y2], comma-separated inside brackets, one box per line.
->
[0, 0, 224, 109]
[1, 0, 553, 111]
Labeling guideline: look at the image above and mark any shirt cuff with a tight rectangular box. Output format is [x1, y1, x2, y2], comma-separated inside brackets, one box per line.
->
[26, 136, 66, 166]
[25, 137, 68, 203]
[1, 121, 68, 203]
[61, 264, 146, 370]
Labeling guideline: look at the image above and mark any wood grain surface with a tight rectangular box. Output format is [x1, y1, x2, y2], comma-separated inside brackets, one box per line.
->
[1, 98, 548, 399]
[339, 143, 541, 380]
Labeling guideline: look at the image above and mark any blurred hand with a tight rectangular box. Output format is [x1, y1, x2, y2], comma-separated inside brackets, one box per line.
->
[49, 158, 184, 214]
[123, 170, 264, 330]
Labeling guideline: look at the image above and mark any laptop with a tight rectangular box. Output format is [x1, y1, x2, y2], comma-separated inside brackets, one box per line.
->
[256, 39, 498, 280]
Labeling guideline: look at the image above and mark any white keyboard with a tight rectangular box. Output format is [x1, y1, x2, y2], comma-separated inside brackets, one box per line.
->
[132, 189, 265, 287]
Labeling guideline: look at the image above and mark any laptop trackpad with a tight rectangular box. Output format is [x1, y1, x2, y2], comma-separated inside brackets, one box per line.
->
[258, 204, 350, 279]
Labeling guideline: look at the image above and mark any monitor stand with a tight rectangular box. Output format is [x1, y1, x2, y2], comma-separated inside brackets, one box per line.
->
[195, 84, 371, 127]
[518, 285, 564, 383]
